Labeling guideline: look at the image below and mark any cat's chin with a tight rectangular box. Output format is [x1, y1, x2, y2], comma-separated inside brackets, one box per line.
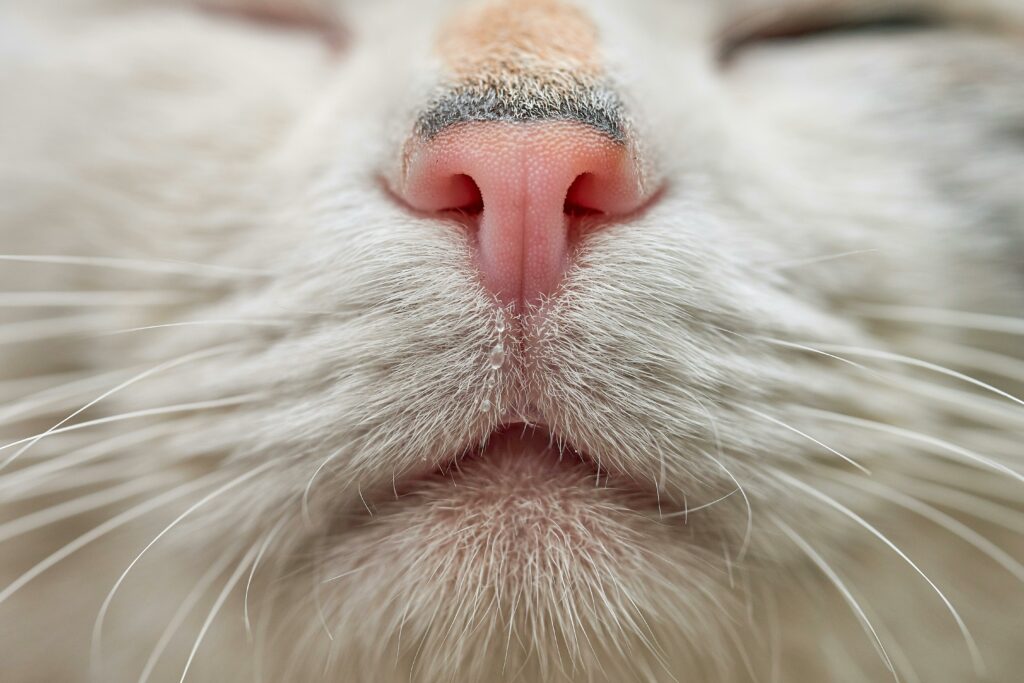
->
[326, 424, 665, 583]
[309, 420, 712, 679]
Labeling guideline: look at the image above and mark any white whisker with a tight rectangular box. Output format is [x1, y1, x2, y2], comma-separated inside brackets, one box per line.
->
[754, 336, 869, 372]
[136, 544, 242, 683]
[0, 423, 174, 497]
[824, 471, 1024, 584]
[853, 305, 1024, 336]
[1, 462, 137, 503]
[699, 449, 753, 562]
[878, 372, 1021, 429]
[0, 473, 219, 606]
[177, 542, 264, 683]
[313, 569, 335, 642]
[739, 405, 871, 474]
[769, 249, 879, 271]
[0, 394, 264, 458]
[0, 475, 167, 544]
[0, 254, 269, 278]
[245, 517, 289, 639]
[776, 520, 898, 681]
[0, 291, 192, 307]
[918, 340, 1024, 385]
[302, 447, 345, 527]
[895, 478, 1024, 535]
[775, 472, 985, 675]
[801, 408, 1024, 485]
[0, 315, 120, 346]
[91, 461, 275, 674]
[103, 319, 288, 336]
[806, 343, 1024, 409]
[0, 365, 134, 424]
[663, 487, 740, 516]
[1, 344, 240, 469]
[321, 564, 373, 584]
[683, 390, 753, 560]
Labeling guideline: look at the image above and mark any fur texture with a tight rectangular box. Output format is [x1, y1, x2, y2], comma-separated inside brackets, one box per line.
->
[1, 0, 1023, 681]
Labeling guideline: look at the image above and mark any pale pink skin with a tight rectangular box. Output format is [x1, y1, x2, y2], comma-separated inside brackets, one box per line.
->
[401, 121, 647, 308]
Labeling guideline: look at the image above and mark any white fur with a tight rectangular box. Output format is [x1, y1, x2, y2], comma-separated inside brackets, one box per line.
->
[1, 1, 1022, 681]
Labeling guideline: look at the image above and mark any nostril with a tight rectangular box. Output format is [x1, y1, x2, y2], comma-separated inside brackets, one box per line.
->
[430, 174, 481, 216]
[563, 173, 605, 218]
[440, 174, 484, 216]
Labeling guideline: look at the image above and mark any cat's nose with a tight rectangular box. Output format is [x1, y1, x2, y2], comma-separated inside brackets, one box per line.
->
[400, 121, 647, 308]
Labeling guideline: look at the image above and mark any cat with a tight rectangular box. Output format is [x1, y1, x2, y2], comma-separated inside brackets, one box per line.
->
[1, 0, 1022, 681]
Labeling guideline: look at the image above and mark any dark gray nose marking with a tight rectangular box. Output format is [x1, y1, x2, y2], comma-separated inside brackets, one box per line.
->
[415, 74, 628, 142]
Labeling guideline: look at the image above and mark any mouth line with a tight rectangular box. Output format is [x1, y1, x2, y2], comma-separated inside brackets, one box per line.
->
[453, 422, 596, 470]
[390, 422, 608, 500]
[354, 419, 734, 538]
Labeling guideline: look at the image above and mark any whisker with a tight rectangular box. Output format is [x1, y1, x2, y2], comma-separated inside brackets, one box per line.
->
[302, 447, 345, 527]
[739, 405, 871, 474]
[0, 365, 135, 425]
[103, 319, 289, 336]
[912, 459, 1023, 501]
[136, 544, 242, 683]
[775, 520, 898, 681]
[799, 408, 1024, 485]
[1, 344, 241, 469]
[312, 567, 335, 642]
[177, 542, 264, 683]
[0, 254, 270, 278]
[853, 304, 1024, 336]
[1, 462, 138, 503]
[822, 471, 1024, 584]
[774, 471, 985, 675]
[320, 564, 375, 584]
[0, 473, 220, 606]
[0, 423, 176, 497]
[0, 393, 264, 458]
[90, 461, 276, 673]
[893, 478, 1024, 535]
[875, 372, 1021, 429]
[0, 475, 168, 544]
[0, 291, 192, 307]
[721, 540, 735, 589]
[699, 449, 753, 561]
[916, 340, 1024, 385]
[0, 315, 120, 346]
[0, 370, 88, 399]
[684, 390, 753, 560]
[804, 343, 1024, 409]
[663, 487, 740, 516]
[769, 249, 879, 271]
[753, 336, 869, 371]
[861, 603, 924, 683]
[244, 517, 289, 639]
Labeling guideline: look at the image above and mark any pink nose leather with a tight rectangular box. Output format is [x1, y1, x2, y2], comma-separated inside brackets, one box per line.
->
[401, 121, 645, 308]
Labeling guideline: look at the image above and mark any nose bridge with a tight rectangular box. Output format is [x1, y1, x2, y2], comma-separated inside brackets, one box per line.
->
[397, 0, 651, 311]
[436, 0, 601, 81]
[415, 0, 627, 142]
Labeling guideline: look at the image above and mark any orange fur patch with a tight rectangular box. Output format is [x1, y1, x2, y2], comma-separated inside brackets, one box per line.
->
[437, 0, 602, 80]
